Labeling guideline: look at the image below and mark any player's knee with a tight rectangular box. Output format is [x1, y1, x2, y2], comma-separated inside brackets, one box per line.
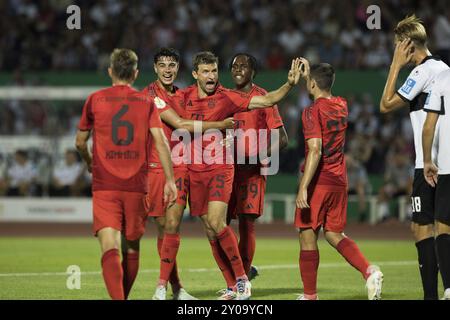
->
[324, 231, 344, 247]
[411, 223, 434, 241]
[209, 220, 226, 234]
[164, 218, 179, 234]
[125, 239, 140, 253]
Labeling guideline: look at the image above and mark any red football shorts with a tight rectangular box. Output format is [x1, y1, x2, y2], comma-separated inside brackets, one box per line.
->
[295, 184, 347, 233]
[188, 166, 234, 216]
[145, 167, 189, 217]
[92, 190, 147, 241]
[228, 166, 266, 220]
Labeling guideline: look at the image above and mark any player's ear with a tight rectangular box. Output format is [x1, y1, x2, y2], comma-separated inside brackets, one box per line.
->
[192, 70, 198, 80]
[134, 69, 139, 81]
[153, 63, 158, 74]
[108, 67, 113, 79]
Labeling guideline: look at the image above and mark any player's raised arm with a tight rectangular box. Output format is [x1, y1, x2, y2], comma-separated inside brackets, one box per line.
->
[75, 130, 92, 172]
[296, 138, 322, 209]
[150, 127, 177, 206]
[160, 108, 234, 132]
[380, 39, 414, 113]
[248, 58, 301, 109]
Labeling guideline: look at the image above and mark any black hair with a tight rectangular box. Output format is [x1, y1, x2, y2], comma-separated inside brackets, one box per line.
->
[229, 53, 258, 78]
[153, 47, 180, 64]
[310, 63, 335, 91]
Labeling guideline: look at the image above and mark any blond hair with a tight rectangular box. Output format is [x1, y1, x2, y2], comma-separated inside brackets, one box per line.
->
[394, 15, 427, 48]
[110, 48, 138, 81]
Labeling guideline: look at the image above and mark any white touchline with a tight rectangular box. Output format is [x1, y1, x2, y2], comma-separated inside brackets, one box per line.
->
[0, 260, 417, 277]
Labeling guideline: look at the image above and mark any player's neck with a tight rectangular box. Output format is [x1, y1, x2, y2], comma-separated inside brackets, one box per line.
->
[112, 80, 131, 86]
[414, 49, 431, 66]
[156, 80, 175, 95]
[314, 91, 332, 101]
[235, 82, 253, 93]
[197, 85, 216, 98]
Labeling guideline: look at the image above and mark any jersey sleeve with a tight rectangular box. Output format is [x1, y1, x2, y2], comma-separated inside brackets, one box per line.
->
[302, 106, 322, 139]
[397, 67, 429, 102]
[423, 78, 445, 114]
[78, 94, 94, 131]
[152, 96, 171, 114]
[265, 105, 284, 129]
[149, 101, 163, 128]
[224, 90, 251, 115]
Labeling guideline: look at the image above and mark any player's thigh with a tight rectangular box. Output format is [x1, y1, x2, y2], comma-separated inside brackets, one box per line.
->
[411, 169, 435, 226]
[98, 227, 121, 253]
[174, 167, 189, 208]
[410, 222, 434, 241]
[122, 191, 147, 241]
[92, 191, 123, 237]
[435, 174, 450, 229]
[207, 167, 234, 204]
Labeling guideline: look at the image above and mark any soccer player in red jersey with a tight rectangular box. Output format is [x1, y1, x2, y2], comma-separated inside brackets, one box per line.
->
[295, 59, 383, 300]
[141, 48, 233, 300]
[75, 49, 177, 300]
[217, 53, 288, 298]
[180, 51, 301, 299]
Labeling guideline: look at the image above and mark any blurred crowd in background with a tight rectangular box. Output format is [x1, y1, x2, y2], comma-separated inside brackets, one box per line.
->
[1, 0, 450, 71]
[2, 0, 445, 221]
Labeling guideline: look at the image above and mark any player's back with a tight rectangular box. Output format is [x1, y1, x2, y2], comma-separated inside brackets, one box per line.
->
[81, 85, 156, 192]
[303, 96, 348, 186]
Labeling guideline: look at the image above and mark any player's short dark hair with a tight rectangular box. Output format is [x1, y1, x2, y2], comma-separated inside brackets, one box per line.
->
[229, 53, 258, 78]
[193, 51, 219, 71]
[153, 47, 180, 64]
[310, 63, 335, 91]
[110, 48, 138, 81]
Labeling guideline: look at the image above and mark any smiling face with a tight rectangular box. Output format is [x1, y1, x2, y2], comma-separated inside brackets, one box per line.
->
[154, 56, 179, 87]
[192, 63, 219, 96]
[231, 55, 254, 89]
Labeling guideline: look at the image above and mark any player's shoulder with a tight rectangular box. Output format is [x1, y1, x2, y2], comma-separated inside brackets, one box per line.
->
[251, 84, 268, 96]
[432, 69, 450, 91]
[141, 81, 158, 97]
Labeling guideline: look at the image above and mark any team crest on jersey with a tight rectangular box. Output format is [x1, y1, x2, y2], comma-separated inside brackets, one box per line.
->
[400, 78, 416, 95]
[154, 96, 167, 109]
[208, 99, 216, 109]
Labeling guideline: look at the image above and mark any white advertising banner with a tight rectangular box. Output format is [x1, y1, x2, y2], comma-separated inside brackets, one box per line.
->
[0, 198, 92, 222]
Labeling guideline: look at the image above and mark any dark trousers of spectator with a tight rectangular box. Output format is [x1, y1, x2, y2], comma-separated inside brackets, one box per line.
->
[49, 185, 71, 197]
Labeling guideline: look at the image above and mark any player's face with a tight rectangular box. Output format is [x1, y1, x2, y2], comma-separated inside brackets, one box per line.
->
[231, 55, 253, 87]
[193, 63, 219, 95]
[154, 56, 179, 86]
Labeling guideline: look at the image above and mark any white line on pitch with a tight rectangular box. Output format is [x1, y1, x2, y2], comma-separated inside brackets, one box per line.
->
[0, 260, 416, 278]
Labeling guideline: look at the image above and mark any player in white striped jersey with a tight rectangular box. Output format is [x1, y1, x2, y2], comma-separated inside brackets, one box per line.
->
[422, 69, 450, 300]
[380, 15, 449, 300]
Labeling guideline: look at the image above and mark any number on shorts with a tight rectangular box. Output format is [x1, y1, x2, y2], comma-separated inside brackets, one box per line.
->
[411, 197, 421, 213]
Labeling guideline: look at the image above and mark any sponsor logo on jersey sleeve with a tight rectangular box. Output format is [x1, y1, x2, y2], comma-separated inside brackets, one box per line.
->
[154, 96, 167, 109]
[400, 78, 417, 95]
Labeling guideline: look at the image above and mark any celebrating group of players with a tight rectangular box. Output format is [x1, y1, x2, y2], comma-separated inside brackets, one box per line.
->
[75, 14, 450, 301]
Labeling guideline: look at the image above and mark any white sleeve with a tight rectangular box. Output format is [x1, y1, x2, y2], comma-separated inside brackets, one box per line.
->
[397, 67, 428, 102]
[424, 77, 445, 114]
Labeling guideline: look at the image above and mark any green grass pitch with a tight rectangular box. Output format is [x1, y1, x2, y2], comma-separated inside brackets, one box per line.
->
[0, 237, 441, 300]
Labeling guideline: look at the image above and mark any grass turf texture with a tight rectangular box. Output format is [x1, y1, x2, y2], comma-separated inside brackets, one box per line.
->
[0, 237, 442, 300]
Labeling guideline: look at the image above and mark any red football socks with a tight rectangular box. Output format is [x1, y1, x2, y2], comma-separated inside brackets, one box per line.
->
[336, 237, 371, 279]
[101, 248, 125, 300]
[121, 251, 139, 299]
[217, 226, 247, 280]
[158, 233, 180, 287]
[157, 236, 182, 291]
[238, 217, 256, 275]
[209, 239, 236, 288]
[300, 250, 319, 296]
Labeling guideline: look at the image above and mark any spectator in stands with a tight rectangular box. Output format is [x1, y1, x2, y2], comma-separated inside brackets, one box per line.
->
[346, 153, 371, 223]
[49, 149, 83, 197]
[0, 154, 7, 196]
[377, 152, 414, 222]
[5, 150, 37, 196]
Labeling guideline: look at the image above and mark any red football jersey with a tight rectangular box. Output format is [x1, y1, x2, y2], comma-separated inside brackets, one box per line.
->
[233, 84, 284, 160]
[301, 96, 348, 186]
[180, 84, 251, 171]
[142, 81, 187, 169]
[78, 85, 162, 192]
